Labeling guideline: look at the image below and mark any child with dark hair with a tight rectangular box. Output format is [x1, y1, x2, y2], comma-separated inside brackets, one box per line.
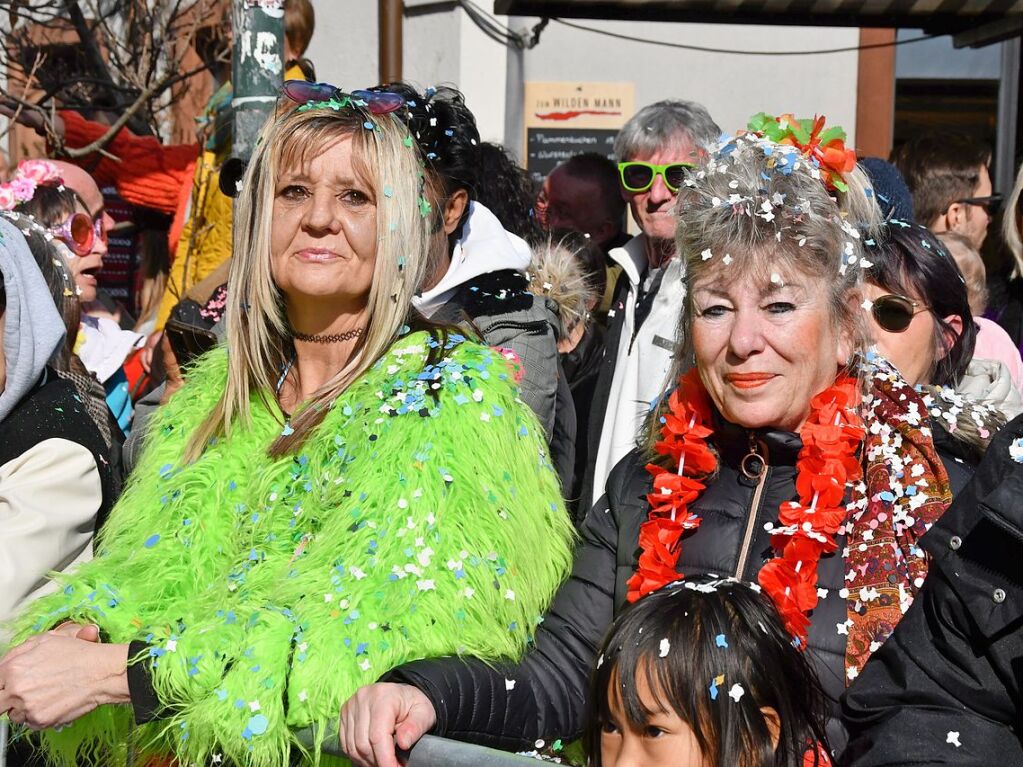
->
[587, 576, 831, 767]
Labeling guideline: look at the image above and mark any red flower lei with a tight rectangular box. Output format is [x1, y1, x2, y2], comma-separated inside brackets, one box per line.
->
[627, 369, 866, 648]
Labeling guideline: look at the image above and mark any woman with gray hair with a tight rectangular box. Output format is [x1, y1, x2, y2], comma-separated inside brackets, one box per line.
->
[339, 116, 989, 766]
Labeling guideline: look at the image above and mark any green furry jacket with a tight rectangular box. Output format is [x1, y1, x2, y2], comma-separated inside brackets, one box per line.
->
[11, 331, 575, 766]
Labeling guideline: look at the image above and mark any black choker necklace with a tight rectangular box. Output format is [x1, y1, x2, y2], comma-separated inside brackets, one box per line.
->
[291, 327, 365, 344]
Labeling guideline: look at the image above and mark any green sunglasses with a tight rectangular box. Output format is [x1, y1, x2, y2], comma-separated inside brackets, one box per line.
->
[618, 161, 694, 194]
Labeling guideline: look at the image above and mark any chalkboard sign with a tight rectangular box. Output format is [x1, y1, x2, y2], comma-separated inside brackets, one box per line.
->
[525, 127, 618, 182]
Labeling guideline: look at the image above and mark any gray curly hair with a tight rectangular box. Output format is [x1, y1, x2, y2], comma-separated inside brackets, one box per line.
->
[644, 132, 882, 458]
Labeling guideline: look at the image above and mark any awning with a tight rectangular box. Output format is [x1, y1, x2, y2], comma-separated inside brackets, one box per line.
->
[494, 0, 1023, 39]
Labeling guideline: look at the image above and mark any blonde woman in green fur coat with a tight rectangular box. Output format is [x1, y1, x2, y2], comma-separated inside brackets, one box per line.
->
[0, 90, 575, 766]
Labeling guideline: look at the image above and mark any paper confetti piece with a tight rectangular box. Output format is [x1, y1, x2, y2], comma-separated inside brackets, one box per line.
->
[658, 638, 670, 657]
[505, 678, 516, 690]
[728, 683, 745, 702]
[1010, 437, 1023, 463]
[144, 534, 161, 549]
[247, 714, 268, 736]
[709, 674, 724, 700]
[946, 731, 961, 748]
[281, 423, 295, 437]
[715, 633, 728, 648]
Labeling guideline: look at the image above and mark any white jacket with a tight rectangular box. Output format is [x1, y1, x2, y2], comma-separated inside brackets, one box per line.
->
[590, 235, 685, 507]
[0, 439, 100, 629]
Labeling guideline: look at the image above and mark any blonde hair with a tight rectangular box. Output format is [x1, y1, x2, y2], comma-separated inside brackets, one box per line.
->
[937, 230, 988, 315]
[527, 235, 596, 337]
[644, 134, 880, 458]
[1003, 161, 1023, 279]
[185, 103, 438, 461]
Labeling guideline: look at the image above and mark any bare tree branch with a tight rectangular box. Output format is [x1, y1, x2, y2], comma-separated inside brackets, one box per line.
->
[1, 0, 225, 149]
[63, 0, 152, 135]
[58, 59, 214, 159]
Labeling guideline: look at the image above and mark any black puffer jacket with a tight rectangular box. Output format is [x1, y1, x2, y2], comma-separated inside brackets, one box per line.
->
[384, 417, 975, 753]
[841, 415, 1023, 766]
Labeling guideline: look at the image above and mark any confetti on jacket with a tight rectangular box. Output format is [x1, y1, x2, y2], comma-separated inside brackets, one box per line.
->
[12, 331, 575, 766]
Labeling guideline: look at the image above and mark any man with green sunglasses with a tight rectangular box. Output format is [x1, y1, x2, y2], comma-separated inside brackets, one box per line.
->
[579, 99, 720, 510]
[617, 160, 694, 196]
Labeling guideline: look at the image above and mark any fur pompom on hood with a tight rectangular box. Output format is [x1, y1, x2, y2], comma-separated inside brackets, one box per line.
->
[527, 235, 598, 339]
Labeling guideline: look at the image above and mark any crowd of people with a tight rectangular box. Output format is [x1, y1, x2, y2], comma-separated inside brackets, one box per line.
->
[1, 14, 1023, 767]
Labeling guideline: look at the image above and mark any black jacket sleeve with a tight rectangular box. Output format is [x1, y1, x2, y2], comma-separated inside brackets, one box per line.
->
[382, 491, 620, 750]
[841, 417, 1023, 766]
[126, 640, 163, 724]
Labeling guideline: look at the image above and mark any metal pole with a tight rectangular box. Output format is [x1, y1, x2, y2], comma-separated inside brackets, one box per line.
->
[996, 37, 1021, 196]
[231, 0, 285, 164]
[379, 0, 403, 83]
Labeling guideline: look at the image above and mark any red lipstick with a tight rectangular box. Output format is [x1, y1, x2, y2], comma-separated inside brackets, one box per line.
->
[724, 373, 775, 389]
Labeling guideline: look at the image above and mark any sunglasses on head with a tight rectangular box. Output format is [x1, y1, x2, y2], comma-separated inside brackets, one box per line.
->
[281, 80, 405, 115]
[871, 293, 929, 333]
[618, 161, 693, 194]
[955, 194, 1003, 216]
[51, 212, 104, 257]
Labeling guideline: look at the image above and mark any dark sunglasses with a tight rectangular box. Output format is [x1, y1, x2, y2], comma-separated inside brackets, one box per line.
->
[51, 212, 103, 257]
[871, 294, 929, 333]
[955, 194, 1003, 216]
[281, 80, 405, 115]
[617, 161, 693, 194]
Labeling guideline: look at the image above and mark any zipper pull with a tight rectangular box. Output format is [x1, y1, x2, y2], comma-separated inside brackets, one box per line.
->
[740, 433, 766, 479]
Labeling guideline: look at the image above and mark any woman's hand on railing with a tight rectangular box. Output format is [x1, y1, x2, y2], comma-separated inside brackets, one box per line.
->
[0, 630, 129, 730]
[339, 682, 437, 767]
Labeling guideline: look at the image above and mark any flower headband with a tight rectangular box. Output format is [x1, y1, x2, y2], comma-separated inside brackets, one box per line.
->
[746, 112, 857, 193]
[0, 159, 63, 211]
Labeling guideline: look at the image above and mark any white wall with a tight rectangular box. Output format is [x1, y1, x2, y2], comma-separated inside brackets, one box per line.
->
[312, 2, 509, 145]
[511, 17, 860, 153]
[308, 4, 861, 157]
[305, 0, 378, 89]
[457, 10, 510, 145]
[404, 4, 461, 88]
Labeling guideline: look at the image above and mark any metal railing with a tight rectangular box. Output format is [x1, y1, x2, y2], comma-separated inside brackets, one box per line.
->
[0, 722, 547, 767]
[294, 728, 545, 766]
